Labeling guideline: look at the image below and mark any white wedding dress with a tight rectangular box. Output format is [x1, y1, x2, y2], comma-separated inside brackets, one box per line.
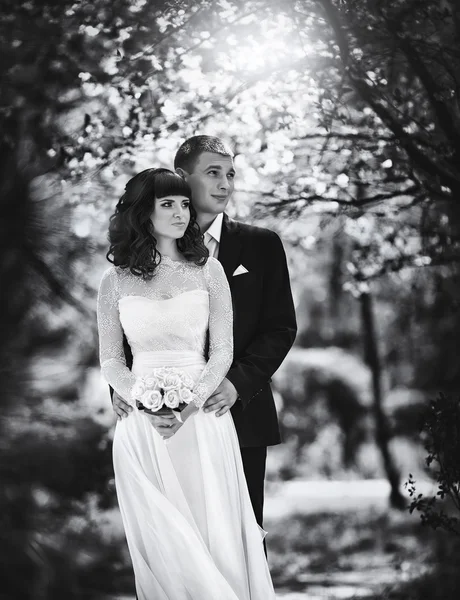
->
[97, 256, 276, 600]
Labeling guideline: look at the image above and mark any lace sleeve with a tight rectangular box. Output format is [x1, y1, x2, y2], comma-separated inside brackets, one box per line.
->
[192, 258, 234, 408]
[97, 268, 136, 405]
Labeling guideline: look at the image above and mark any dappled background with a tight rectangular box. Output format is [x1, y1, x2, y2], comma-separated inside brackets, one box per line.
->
[2, 1, 460, 598]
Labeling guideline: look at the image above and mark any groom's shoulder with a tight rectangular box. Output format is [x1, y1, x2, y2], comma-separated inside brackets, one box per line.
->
[231, 218, 282, 247]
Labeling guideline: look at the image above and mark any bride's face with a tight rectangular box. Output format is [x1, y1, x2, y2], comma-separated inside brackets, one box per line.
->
[150, 195, 191, 241]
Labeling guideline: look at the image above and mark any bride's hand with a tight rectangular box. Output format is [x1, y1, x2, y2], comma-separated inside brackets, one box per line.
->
[145, 412, 182, 439]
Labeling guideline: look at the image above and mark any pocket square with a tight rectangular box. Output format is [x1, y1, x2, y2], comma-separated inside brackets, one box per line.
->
[232, 264, 249, 276]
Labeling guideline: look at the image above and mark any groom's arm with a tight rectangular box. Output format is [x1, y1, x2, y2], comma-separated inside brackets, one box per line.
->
[110, 335, 133, 416]
[225, 230, 297, 408]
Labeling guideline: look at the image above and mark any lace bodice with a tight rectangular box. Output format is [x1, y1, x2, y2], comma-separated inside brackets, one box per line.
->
[97, 256, 233, 408]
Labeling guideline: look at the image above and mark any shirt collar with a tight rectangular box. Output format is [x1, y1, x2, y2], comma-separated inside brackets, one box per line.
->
[205, 212, 224, 243]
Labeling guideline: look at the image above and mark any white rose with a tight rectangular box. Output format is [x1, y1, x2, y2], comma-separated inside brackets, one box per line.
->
[152, 368, 167, 386]
[164, 389, 180, 408]
[155, 367, 169, 379]
[179, 388, 192, 404]
[141, 390, 163, 411]
[144, 377, 158, 390]
[163, 373, 182, 389]
[180, 372, 194, 390]
[131, 379, 146, 400]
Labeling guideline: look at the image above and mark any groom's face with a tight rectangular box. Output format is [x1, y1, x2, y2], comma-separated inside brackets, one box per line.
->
[184, 152, 235, 217]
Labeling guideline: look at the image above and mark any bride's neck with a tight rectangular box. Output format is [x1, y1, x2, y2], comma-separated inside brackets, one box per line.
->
[155, 238, 183, 261]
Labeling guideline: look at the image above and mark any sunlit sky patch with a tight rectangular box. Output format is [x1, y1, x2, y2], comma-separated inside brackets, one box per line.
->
[213, 13, 307, 74]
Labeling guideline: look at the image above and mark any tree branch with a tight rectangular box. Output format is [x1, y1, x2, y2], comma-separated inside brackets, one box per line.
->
[384, 18, 460, 151]
[254, 185, 421, 216]
[359, 252, 460, 282]
[317, 0, 460, 193]
[24, 245, 91, 315]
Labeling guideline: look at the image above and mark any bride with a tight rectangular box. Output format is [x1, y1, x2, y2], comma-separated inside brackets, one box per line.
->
[97, 168, 276, 599]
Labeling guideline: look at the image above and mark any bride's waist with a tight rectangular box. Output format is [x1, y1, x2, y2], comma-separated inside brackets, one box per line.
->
[132, 350, 206, 375]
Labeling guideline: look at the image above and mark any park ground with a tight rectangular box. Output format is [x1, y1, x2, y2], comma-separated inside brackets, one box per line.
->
[112, 479, 460, 600]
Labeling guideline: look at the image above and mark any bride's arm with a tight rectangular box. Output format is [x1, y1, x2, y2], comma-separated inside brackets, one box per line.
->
[185, 258, 233, 416]
[97, 268, 137, 404]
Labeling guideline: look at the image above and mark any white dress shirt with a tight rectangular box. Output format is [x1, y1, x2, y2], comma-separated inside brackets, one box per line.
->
[203, 213, 224, 259]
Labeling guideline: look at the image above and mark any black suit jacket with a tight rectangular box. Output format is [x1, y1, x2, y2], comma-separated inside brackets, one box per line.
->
[218, 215, 297, 448]
[118, 214, 297, 448]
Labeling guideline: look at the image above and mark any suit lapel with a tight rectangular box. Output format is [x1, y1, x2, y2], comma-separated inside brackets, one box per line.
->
[218, 214, 243, 281]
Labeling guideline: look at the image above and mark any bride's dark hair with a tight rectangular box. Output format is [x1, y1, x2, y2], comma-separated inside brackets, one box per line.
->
[107, 168, 208, 279]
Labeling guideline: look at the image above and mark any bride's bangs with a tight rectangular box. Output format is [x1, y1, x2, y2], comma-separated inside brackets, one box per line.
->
[155, 171, 191, 200]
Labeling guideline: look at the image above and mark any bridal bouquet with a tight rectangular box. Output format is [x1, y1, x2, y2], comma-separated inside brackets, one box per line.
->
[131, 367, 196, 415]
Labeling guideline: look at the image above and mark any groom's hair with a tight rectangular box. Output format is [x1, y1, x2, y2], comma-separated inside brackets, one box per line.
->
[174, 135, 234, 173]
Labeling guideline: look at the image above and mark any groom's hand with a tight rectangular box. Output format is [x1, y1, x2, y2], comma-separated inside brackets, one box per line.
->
[113, 391, 133, 420]
[203, 378, 238, 417]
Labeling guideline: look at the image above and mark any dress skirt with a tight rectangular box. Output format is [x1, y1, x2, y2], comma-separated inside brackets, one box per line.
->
[112, 350, 276, 600]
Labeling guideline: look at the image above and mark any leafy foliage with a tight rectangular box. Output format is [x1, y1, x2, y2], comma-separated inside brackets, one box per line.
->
[406, 393, 460, 536]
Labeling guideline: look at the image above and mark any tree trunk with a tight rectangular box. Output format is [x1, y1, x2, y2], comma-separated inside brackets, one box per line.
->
[360, 291, 405, 509]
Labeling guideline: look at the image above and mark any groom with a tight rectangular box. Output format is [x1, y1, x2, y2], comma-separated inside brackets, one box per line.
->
[112, 135, 297, 527]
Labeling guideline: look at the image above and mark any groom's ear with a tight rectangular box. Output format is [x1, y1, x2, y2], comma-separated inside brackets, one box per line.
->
[175, 167, 187, 179]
